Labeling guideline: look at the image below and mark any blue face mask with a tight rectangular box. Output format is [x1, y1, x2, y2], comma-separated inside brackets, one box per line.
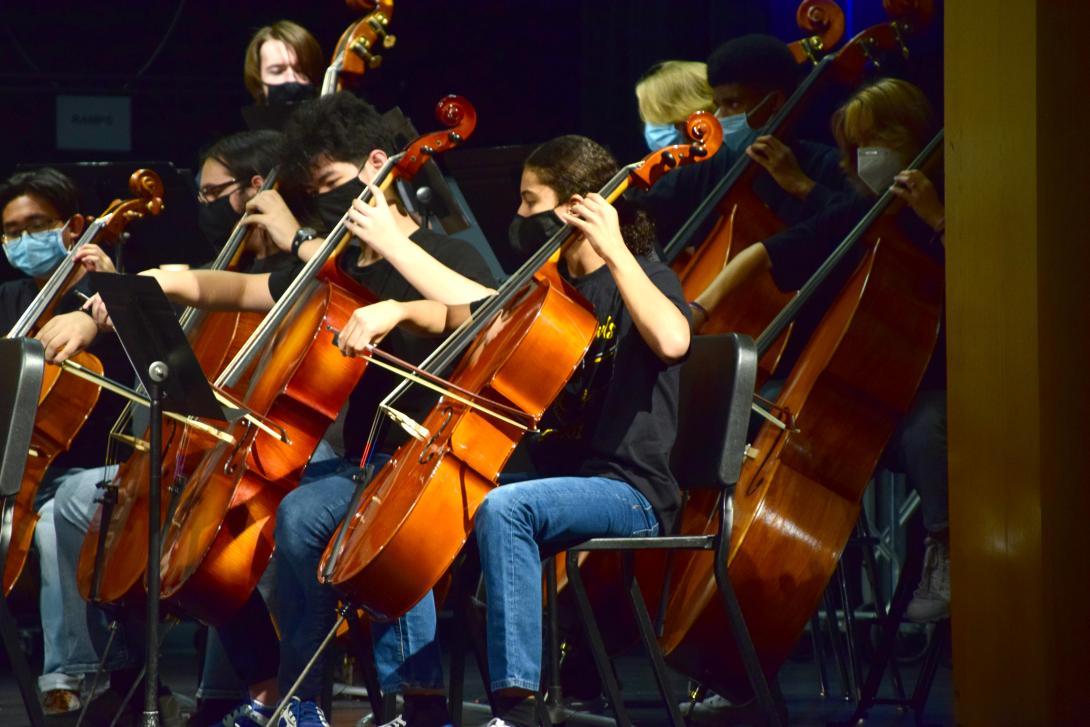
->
[3, 224, 69, 278]
[719, 112, 759, 155]
[643, 122, 684, 151]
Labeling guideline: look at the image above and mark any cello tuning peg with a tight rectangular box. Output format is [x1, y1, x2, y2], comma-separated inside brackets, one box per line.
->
[350, 39, 383, 69]
[383, 33, 397, 49]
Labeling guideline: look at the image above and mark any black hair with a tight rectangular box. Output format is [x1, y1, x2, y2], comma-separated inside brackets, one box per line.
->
[0, 167, 79, 220]
[201, 129, 283, 183]
[278, 92, 395, 192]
[525, 135, 657, 257]
[706, 33, 799, 93]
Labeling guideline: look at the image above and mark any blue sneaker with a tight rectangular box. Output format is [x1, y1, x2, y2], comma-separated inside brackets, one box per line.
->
[223, 700, 277, 727]
[284, 697, 331, 727]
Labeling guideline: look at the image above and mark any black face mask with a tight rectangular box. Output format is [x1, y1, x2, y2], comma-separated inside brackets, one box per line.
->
[507, 210, 564, 255]
[313, 177, 366, 230]
[266, 81, 317, 106]
[198, 196, 242, 246]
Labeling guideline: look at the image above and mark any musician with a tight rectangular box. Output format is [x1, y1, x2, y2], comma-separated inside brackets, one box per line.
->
[690, 77, 949, 623]
[636, 60, 717, 151]
[39, 131, 293, 726]
[636, 33, 851, 245]
[243, 20, 323, 106]
[333, 135, 690, 727]
[71, 92, 495, 727]
[0, 167, 129, 715]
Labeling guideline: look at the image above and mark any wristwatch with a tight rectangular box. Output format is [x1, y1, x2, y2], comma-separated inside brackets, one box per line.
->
[290, 226, 318, 257]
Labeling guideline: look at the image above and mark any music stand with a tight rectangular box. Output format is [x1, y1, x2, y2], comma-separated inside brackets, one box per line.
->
[89, 273, 238, 726]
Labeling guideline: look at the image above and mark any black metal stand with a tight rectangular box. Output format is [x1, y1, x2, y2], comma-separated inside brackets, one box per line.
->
[142, 364, 167, 726]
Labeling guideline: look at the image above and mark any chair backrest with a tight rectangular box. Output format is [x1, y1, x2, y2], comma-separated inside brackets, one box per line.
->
[0, 338, 45, 498]
[669, 333, 758, 491]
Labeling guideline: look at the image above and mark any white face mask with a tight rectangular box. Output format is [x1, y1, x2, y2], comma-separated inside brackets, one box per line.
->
[856, 147, 904, 195]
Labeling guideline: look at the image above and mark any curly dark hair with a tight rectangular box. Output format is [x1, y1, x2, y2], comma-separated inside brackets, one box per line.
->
[0, 167, 79, 220]
[278, 92, 395, 193]
[706, 33, 799, 94]
[524, 135, 656, 256]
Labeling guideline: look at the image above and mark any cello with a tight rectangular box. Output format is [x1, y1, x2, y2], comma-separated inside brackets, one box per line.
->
[2, 169, 163, 593]
[318, 112, 723, 622]
[658, 131, 945, 699]
[155, 96, 477, 625]
[78, 172, 283, 607]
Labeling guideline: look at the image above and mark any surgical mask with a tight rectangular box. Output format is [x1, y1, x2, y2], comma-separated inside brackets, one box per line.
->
[508, 210, 563, 255]
[197, 195, 242, 246]
[719, 113, 759, 155]
[857, 147, 904, 196]
[3, 223, 69, 278]
[314, 176, 366, 230]
[643, 122, 683, 151]
[266, 81, 317, 106]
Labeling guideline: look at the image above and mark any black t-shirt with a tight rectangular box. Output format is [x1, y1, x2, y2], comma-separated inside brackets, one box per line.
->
[267, 228, 496, 461]
[0, 277, 132, 471]
[763, 192, 946, 386]
[528, 256, 689, 533]
[635, 139, 850, 251]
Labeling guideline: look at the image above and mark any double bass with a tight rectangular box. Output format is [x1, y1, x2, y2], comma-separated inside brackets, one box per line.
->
[3, 169, 163, 593]
[321, 0, 396, 94]
[318, 112, 723, 622]
[659, 131, 944, 699]
[155, 96, 477, 625]
[666, 0, 934, 380]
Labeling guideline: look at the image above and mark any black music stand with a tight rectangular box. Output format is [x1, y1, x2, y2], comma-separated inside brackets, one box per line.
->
[89, 273, 238, 726]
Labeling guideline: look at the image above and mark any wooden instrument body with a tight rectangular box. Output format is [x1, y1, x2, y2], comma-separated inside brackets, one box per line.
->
[2, 352, 103, 593]
[157, 279, 370, 624]
[77, 309, 262, 605]
[320, 272, 597, 621]
[659, 220, 943, 698]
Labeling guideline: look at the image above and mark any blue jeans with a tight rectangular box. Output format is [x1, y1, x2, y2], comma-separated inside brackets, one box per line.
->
[373, 476, 660, 693]
[273, 450, 388, 700]
[48, 465, 136, 689]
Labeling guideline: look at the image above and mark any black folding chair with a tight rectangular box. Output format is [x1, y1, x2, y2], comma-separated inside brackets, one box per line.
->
[560, 333, 785, 726]
[0, 338, 48, 727]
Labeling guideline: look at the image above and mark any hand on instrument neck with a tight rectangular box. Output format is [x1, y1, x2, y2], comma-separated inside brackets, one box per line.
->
[347, 183, 420, 268]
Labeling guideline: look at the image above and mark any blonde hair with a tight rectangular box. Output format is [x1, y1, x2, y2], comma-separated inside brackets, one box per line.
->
[635, 61, 716, 125]
[831, 78, 938, 169]
[243, 20, 324, 103]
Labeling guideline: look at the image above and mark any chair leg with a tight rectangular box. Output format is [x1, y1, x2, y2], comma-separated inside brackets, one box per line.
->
[542, 556, 563, 725]
[835, 565, 862, 702]
[712, 549, 784, 727]
[910, 620, 949, 723]
[0, 593, 45, 727]
[822, 590, 851, 700]
[857, 518, 906, 700]
[620, 552, 685, 727]
[565, 551, 632, 727]
[345, 610, 387, 723]
[809, 614, 830, 698]
[448, 544, 494, 727]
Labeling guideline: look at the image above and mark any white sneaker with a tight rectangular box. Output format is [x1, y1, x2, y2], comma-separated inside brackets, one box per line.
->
[679, 692, 733, 724]
[906, 537, 950, 623]
[372, 717, 406, 727]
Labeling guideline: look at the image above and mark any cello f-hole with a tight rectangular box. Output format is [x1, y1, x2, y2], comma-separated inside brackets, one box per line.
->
[419, 407, 453, 465]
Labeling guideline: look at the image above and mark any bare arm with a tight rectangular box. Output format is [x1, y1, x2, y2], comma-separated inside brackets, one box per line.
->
[344, 187, 496, 304]
[690, 242, 772, 328]
[335, 299, 469, 356]
[141, 268, 275, 312]
[559, 194, 690, 363]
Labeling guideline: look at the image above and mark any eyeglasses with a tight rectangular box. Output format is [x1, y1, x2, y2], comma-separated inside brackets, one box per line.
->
[197, 178, 240, 204]
[2, 216, 62, 244]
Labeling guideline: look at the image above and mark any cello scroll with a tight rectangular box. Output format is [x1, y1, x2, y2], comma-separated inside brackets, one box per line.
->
[395, 95, 478, 177]
[101, 169, 165, 240]
[630, 111, 723, 190]
[789, 0, 846, 64]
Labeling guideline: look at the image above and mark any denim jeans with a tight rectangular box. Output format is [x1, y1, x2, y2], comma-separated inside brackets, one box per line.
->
[886, 389, 949, 532]
[273, 450, 387, 700]
[48, 465, 137, 690]
[373, 476, 660, 693]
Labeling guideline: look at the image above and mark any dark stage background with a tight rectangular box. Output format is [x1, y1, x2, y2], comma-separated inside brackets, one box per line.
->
[0, 0, 942, 276]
